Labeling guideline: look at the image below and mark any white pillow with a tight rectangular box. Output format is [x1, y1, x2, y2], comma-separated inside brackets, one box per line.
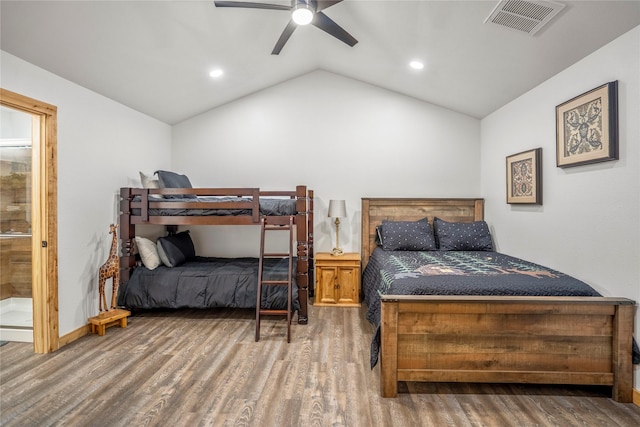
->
[139, 171, 163, 199]
[139, 171, 160, 188]
[135, 236, 161, 270]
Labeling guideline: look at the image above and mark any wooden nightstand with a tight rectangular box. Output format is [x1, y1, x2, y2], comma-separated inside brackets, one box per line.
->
[314, 252, 361, 307]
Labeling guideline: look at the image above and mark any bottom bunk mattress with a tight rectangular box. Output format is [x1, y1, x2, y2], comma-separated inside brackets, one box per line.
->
[362, 248, 608, 368]
[118, 256, 299, 311]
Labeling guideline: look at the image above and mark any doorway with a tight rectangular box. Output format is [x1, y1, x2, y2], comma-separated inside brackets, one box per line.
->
[0, 106, 33, 342]
[0, 89, 58, 353]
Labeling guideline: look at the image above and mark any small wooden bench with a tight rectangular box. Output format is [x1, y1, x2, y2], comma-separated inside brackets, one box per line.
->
[88, 308, 131, 336]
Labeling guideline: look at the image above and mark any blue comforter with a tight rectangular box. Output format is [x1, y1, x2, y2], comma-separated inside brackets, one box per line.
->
[362, 249, 614, 368]
[118, 256, 298, 311]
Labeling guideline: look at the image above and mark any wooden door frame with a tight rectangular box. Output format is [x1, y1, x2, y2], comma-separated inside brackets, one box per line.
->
[1, 88, 59, 353]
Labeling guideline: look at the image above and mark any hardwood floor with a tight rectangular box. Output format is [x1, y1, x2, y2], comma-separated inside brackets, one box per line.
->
[1, 305, 640, 426]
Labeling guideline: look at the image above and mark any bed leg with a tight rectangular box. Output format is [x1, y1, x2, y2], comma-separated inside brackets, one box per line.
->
[612, 303, 634, 402]
[296, 247, 309, 325]
[297, 286, 308, 324]
[380, 299, 399, 397]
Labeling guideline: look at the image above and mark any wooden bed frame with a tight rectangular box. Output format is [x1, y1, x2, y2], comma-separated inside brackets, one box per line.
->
[361, 197, 635, 402]
[119, 185, 313, 324]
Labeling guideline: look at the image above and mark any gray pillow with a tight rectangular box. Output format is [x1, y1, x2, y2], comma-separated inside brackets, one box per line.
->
[433, 217, 493, 251]
[380, 218, 437, 251]
[156, 230, 195, 267]
[154, 170, 197, 199]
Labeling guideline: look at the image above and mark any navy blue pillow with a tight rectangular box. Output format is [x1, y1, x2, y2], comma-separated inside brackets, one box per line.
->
[156, 230, 195, 267]
[380, 218, 437, 251]
[155, 170, 197, 199]
[433, 217, 493, 251]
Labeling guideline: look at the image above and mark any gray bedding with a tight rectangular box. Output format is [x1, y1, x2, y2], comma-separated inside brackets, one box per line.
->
[118, 256, 298, 311]
[363, 249, 601, 327]
[363, 248, 606, 368]
[132, 196, 297, 217]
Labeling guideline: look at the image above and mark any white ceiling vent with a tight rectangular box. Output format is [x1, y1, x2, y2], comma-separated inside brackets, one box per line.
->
[484, 0, 566, 36]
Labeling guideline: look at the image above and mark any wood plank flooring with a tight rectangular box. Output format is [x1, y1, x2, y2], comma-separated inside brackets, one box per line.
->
[1, 305, 640, 426]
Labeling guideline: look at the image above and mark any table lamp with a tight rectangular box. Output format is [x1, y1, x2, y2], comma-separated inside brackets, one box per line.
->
[328, 200, 347, 256]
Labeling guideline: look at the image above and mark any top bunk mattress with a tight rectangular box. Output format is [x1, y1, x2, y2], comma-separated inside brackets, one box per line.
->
[132, 196, 297, 217]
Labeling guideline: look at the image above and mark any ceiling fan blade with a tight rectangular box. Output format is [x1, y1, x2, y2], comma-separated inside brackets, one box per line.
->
[272, 20, 298, 55]
[312, 11, 357, 47]
[316, 1, 344, 12]
[213, 1, 290, 11]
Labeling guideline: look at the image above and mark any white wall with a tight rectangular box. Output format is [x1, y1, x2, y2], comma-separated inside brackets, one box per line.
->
[7, 23, 634, 373]
[481, 27, 640, 385]
[172, 70, 481, 256]
[1, 51, 172, 336]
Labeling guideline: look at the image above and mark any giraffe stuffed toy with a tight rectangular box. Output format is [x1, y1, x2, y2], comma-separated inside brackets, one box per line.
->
[98, 224, 120, 312]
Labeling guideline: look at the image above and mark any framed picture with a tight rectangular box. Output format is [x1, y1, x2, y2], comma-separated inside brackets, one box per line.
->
[556, 81, 618, 167]
[506, 148, 542, 205]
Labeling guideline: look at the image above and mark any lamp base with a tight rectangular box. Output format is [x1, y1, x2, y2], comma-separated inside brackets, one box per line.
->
[332, 247, 344, 256]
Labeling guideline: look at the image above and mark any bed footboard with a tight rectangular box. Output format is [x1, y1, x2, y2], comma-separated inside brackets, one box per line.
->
[380, 295, 635, 402]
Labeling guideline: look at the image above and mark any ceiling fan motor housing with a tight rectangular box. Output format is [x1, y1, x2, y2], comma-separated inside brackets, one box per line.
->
[292, 0, 315, 25]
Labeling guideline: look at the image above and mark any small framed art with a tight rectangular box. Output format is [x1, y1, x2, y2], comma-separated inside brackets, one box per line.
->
[506, 148, 542, 205]
[556, 81, 618, 168]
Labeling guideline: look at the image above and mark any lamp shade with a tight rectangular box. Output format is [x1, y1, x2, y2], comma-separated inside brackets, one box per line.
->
[327, 200, 347, 218]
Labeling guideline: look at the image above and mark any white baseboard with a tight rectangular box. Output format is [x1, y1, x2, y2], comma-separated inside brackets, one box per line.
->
[0, 297, 33, 342]
[0, 327, 33, 342]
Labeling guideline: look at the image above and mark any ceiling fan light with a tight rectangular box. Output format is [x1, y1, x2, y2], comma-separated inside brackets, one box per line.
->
[292, 3, 314, 25]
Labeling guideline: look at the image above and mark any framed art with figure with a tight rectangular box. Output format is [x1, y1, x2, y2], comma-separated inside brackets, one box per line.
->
[556, 81, 618, 168]
[506, 148, 542, 205]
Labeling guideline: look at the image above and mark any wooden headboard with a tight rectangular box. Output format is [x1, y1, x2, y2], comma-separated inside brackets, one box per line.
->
[360, 198, 484, 270]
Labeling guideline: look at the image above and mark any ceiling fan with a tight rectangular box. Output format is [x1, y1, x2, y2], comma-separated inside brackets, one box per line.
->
[214, 0, 358, 55]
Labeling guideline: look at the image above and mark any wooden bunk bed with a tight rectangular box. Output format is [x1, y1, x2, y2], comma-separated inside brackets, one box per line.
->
[118, 185, 313, 324]
[361, 197, 635, 402]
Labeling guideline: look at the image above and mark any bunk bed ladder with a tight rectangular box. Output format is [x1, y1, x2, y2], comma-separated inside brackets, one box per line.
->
[256, 216, 294, 343]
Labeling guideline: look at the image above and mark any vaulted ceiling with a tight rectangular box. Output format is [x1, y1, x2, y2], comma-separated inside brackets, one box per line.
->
[1, 1, 639, 124]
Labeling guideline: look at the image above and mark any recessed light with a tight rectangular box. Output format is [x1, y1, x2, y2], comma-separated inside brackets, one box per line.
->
[409, 61, 424, 70]
[209, 69, 224, 78]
